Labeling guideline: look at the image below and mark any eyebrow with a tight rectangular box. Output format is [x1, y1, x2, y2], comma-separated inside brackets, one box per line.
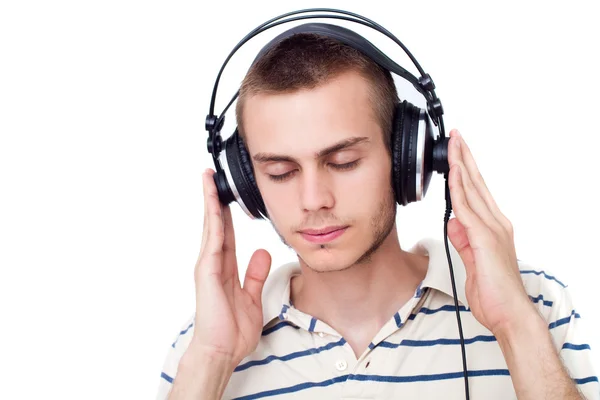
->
[252, 136, 370, 164]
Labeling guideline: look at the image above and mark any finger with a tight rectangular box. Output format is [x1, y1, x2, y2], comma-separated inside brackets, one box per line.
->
[243, 249, 272, 307]
[449, 134, 504, 233]
[448, 163, 493, 248]
[451, 131, 513, 233]
[450, 130, 495, 209]
[200, 169, 211, 253]
[222, 200, 236, 261]
[196, 170, 214, 286]
[221, 203, 241, 290]
[199, 169, 225, 276]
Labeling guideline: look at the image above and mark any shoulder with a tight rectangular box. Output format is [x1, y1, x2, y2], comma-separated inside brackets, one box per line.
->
[516, 259, 584, 343]
[516, 259, 581, 330]
[517, 259, 569, 315]
[517, 260, 600, 397]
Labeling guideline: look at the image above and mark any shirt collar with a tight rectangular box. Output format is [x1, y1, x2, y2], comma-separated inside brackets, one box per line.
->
[408, 237, 469, 308]
[261, 261, 301, 327]
[261, 237, 469, 328]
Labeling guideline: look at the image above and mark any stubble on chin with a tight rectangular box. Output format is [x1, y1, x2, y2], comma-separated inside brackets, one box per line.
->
[267, 183, 397, 272]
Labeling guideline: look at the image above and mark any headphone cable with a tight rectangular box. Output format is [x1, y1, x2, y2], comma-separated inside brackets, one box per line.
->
[444, 177, 470, 400]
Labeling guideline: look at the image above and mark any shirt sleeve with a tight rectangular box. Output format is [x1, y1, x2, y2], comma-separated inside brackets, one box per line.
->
[154, 313, 196, 400]
[546, 283, 599, 399]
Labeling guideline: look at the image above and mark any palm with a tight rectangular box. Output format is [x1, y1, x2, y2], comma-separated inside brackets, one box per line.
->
[448, 217, 527, 335]
[193, 170, 272, 367]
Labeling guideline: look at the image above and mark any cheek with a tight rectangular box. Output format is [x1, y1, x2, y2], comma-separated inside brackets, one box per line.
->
[353, 165, 394, 218]
[258, 183, 295, 224]
[341, 160, 391, 198]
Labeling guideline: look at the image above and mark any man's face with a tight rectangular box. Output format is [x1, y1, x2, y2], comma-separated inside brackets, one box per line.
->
[243, 70, 397, 272]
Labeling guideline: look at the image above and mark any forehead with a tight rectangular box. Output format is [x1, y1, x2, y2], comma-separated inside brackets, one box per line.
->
[242, 71, 381, 157]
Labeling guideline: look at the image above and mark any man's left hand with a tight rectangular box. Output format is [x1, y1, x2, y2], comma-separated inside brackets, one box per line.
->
[446, 129, 539, 338]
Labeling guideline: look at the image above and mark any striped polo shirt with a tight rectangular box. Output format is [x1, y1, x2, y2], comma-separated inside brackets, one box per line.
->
[156, 237, 599, 399]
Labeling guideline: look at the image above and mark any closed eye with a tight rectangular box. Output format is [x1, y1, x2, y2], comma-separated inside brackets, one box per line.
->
[267, 160, 360, 182]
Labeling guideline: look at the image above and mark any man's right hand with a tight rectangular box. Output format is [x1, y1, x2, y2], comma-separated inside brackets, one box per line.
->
[190, 168, 272, 370]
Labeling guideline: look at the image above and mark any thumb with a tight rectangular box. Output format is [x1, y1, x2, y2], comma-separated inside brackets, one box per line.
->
[447, 217, 476, 275]
[243, 249, 272, 307]
[447, 217, 468, 252]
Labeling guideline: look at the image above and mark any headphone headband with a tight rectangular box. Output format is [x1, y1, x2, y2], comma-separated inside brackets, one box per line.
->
[205, 8, 445, 160]
[250, 22, 424, 95]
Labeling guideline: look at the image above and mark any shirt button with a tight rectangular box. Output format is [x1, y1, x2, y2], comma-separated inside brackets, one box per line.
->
[335, 359, 347, 371]
[318, 332, 324, 338]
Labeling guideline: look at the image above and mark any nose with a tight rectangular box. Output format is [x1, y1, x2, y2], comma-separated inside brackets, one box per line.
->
[300, 168, 334, 213]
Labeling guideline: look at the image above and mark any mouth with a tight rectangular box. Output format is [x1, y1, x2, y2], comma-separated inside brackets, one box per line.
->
[299, 226, 349, 244]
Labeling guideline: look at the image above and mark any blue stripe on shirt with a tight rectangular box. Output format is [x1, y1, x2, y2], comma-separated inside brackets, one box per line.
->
[408, 304, 470, 321]
[161, 372, 173, 383]
[548, 310, 581, 329]
[529, 294, 553, 307]
[562, 343, 591, 351]
[231, 369, 510, 399]
[574, 376, 599, 385]
[378, 334, 497, 348]
[171, 322, 194, 348]
[349, 368, 510, 382]
[414, 282, 423, 298]
[406, 295, 550, 322]
[262, 321, 300, 336]
[277, 304, 290, 321]
[520, 269, 566, 288]
[234, 338, 347, 372]
[394, 312, 402, 328]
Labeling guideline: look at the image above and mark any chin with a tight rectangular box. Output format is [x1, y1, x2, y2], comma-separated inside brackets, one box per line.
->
[302, 256, 349, 273]
[296, 236, 361, 272]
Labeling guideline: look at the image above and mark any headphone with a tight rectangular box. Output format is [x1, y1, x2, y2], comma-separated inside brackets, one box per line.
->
[204, 8, 470, 400]
[205, 8, 450, 220]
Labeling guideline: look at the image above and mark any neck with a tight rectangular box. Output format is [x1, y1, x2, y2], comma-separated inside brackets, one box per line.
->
[290, 226, 429, 335]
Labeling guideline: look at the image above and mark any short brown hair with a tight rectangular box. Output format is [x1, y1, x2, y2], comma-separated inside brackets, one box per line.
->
[235, 33, 399, 157]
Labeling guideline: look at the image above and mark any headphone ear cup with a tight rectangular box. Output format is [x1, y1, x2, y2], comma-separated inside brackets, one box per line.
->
[216, 129, 267, 219]
[232, 130, 268, 219]
[392, 100, 422, 206]
[391, 103, 403, 205]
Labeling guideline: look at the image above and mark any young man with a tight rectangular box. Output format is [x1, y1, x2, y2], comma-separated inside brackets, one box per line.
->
[156, 33, 598, 399]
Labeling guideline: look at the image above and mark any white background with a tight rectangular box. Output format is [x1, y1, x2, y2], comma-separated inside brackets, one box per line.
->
[1, 0, 598, 398]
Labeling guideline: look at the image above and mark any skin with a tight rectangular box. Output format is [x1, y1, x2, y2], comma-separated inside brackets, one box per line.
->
[446, 131, 583, 399]
[170, 69, 584, 400]
[243, 70, 429, 358]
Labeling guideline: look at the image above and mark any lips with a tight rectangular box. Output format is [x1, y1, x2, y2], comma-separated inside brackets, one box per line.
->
[299, 226, 349, 244]
[299, 226, 348, 235]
